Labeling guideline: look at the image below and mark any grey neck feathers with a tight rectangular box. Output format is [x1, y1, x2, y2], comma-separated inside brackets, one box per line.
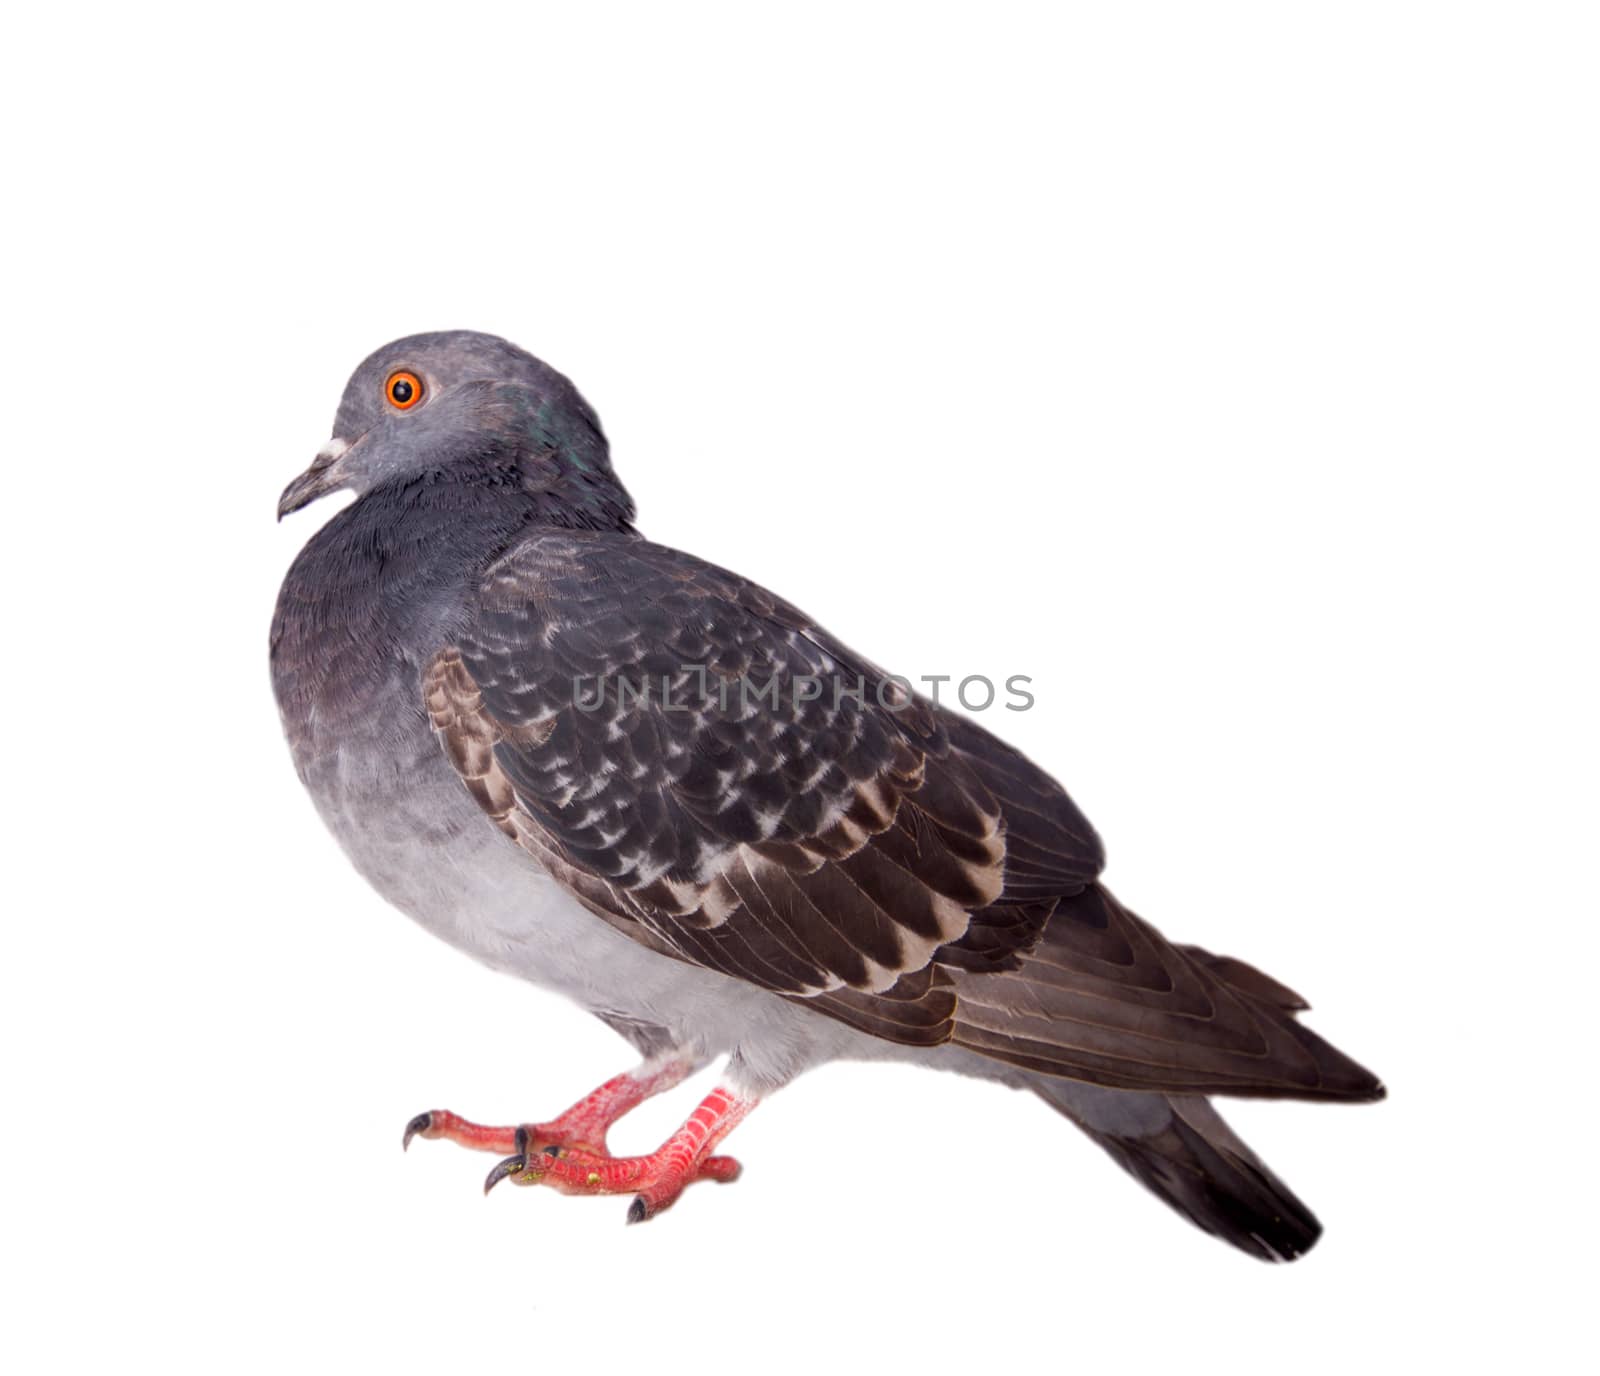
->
[272, 459, 637, 719]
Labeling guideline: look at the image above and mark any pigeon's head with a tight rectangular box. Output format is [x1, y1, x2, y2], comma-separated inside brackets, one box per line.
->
[277, 330, 633, 527]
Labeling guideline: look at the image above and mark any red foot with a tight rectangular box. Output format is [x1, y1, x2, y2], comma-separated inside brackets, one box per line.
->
[484, 1085, 758, 1222]
[402, 1056, 747, 1198]
[404, 1053, 698, 1156]
[408, 1111, 741, 1186]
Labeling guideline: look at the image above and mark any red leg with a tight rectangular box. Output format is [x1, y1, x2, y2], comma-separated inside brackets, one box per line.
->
[531, 1055, 702, 1154]
[484, 1083, 759, 1223]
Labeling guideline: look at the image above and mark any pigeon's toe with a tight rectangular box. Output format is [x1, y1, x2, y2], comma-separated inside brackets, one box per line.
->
[400, 1108, 518, 1156]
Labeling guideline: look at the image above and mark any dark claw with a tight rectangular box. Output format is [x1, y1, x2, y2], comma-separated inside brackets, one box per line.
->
[402, 1112, 432, 1152]
[626, 1196, 649, 1225]
[514, 1126, 529, 1155]
[484, 1154, 526, 1195]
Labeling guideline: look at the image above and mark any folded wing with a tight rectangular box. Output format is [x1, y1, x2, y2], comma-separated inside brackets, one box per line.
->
[426, 529, 1381, 1101]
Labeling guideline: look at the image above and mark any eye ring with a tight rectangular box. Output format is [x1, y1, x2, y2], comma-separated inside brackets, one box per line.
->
[385, 370, 424, 410]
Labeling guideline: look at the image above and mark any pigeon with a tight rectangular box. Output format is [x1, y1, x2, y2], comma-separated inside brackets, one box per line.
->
[272, 330, 1383, 1259]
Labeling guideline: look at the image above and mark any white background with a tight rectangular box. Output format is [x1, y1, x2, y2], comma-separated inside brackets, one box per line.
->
[4, 4, 1595, 1372]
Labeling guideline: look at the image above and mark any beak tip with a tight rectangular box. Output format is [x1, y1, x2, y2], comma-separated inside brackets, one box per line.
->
[278, 437, 354, 522]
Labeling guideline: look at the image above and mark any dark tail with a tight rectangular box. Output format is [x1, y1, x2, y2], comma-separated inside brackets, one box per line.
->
[1034, 1079, 1323, 1262]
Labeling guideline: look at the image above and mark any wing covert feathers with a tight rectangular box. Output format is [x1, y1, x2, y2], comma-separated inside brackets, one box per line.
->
[425, 530, 1382, 1103]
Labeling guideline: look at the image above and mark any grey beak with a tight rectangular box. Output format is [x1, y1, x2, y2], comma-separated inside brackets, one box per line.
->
[277, 438, 353, 521]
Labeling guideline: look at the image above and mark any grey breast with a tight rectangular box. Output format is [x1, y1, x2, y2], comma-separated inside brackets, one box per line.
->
[270, 480, 546, 927]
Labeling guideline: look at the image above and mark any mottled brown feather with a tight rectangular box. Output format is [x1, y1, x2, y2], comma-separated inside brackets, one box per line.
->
[422, 530, 1381, 1102]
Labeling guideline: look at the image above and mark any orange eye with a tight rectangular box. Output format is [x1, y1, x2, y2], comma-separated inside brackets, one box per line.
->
[385, 370, 423, 410]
